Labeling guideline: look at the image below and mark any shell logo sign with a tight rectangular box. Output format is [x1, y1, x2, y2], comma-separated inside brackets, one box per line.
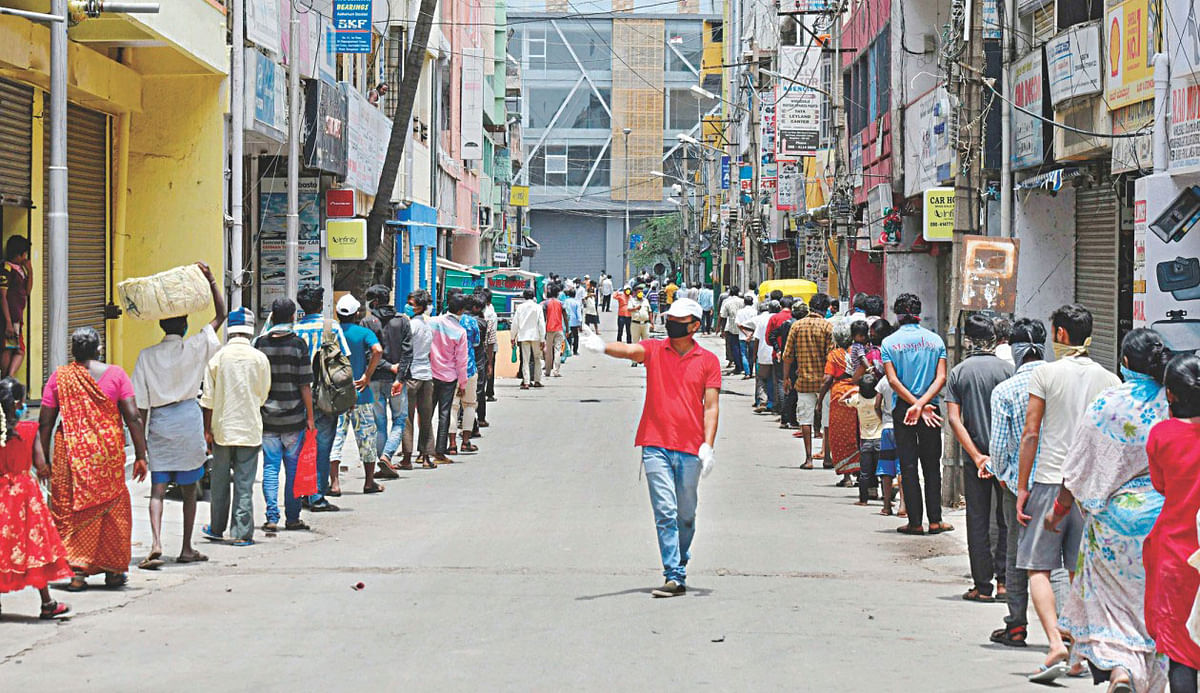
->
[1105, 0, 1157, 110]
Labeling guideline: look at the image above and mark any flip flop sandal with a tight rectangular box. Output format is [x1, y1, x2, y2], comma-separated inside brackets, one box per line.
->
[201, 525, 224, 542]
[1028, 661, 1069, 684]
[64, 578, 88, 593]
[284, 520, 311, 531]
[896, 524, 926, 535]
[39, 600, 70, 620]
[232, 540, 254, 547]
[138, 555, 165, 571]
[326, 490, 343, 497]
[461, 443, 479, 453]
[799, 462, 814, 470]
[928, 523, 955, 534]
[363, 484, 385, 494]
[103, 574, 128, 589]
[990, 624, 1028, 647]
[962, 588, 995, 602]
[177, 552, 209, 564]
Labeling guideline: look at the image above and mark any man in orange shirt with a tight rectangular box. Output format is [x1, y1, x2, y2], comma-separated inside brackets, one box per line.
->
[615, 286, 632, 343]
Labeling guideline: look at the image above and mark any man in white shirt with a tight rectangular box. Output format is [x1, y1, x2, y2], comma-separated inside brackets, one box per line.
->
[510, 289, 546, 389]
[1015, 304, 1121, 683]
[132, 261, 225, 568]
[719, 286, 745, 374]
[751, 301, 780, 411]
[601, 274, 614, 312]
[735, 296, 757, 379]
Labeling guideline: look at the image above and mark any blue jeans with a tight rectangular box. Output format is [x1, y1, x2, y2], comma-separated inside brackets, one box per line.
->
[370, 379, 408, 460]
[310, 410, 338, 504]
[262, 430, 304, 524]
[642, 446, 702, 584]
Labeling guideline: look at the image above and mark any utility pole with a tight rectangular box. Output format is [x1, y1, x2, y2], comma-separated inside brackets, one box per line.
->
[950, 0, 985, 329]
[47, 0, 68, 370]
[285, 1, 301, 301]
[230, 0, 245, 309]
[43, 1, 159, 368]
[623, 127, 631, 282]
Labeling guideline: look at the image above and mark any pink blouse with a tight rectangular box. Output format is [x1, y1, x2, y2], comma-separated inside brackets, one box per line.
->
[42, 365, 135, 408]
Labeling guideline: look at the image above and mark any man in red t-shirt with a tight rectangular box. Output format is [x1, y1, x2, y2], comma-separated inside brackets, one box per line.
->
[614, 286, 632, 343]
[541, 285, 568, 378]
[580, 297, 721, 598]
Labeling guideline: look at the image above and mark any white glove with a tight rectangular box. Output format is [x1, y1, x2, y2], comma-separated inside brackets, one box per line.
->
[698, 443, 715, 478]
[579, 325, 607, 355]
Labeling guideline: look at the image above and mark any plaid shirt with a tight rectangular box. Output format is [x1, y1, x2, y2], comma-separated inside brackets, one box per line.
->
[986, 360, 1042, 491]
[782, 316, 834, 392]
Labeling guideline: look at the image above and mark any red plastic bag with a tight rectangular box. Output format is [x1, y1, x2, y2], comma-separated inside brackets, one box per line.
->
[293, 430, 318, 498]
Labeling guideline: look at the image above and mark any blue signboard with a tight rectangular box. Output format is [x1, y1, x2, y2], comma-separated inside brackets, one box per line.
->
[333, 0, 373, 54]
[720, 155, 730, 190]
[629, 233, 643, 250]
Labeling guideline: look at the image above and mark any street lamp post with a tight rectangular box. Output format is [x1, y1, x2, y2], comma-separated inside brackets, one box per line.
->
[622, 127, 631, 282]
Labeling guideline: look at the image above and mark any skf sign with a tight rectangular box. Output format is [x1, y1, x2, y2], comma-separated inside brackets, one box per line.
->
[333, 0, 373, 54]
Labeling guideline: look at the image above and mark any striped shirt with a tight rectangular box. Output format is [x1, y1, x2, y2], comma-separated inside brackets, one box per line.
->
[254, 328, 312, 433]
[986, 360, 1043, 491]
[292, 313, 351, 364]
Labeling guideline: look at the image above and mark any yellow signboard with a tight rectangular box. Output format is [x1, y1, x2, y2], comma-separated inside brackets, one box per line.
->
[509, 185, 530, 207]
[922, 187, 955, 241]
[326, 219, 367, 260]
[1104, 0, 1157, 110]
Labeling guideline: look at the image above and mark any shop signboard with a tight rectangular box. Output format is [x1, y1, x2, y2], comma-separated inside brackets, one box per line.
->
[326, 189, 354, 217]
[303, 78, 348, 176]
[759, 89, 777, 164]
[903, 85, 954, 197]
[509, 185, 530, 206]
[1134, 175, 1200, 353]
[327, 219, 368, 260]
[1046, 23, 1102, 106]
[1112, 100, 1154, 173]
[343, 83, 392, 195]
[776, 160, 800, 212]
[1012, 50, 1047, 169]
[777, 45, 821, 158]
[849, 133, 863, 190]
[922, 187, 955, 242]
[1104, 0, 1158, 110]
[333, 0, 372, 54]
[1167, 0, 1200, 174]
[258, 178, 320, 317]
[719, 156, 730, 189]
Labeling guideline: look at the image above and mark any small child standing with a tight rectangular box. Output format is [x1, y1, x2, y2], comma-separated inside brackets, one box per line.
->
[0, 377, 71, 619]
[876, 375, 901, 516]
[844, 372, 884, 507]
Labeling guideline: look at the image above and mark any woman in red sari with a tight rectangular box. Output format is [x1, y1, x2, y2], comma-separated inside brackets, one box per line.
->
[39, 327, 148, 592]
[819, 319, 860, 486]
[0, 377, 71, 618]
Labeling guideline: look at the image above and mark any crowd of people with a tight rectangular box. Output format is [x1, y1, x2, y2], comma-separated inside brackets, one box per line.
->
[708, 283, 1200, 693]
[4, 257, 1200, 693]
[0, 264, 504, 618]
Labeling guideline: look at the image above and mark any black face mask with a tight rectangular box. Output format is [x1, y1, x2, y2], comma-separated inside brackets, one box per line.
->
[665, 320, 694, 339]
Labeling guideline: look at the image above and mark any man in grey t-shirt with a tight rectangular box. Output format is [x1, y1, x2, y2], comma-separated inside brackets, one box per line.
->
[945, 315, 1014, 602]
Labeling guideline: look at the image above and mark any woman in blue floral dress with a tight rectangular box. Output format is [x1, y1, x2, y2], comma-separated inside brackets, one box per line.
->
[1050, 329, 1172, 692]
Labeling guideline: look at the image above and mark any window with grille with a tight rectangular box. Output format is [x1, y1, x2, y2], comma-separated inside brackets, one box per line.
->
[1032, 4, 1055, 45]
[385, 26, 405, 115]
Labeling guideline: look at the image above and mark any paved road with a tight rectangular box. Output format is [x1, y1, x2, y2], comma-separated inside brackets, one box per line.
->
[1, 317, 1093, 690]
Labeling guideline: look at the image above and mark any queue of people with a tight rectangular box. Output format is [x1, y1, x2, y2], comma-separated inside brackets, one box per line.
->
[729, 284, 1200, 693]
[0, 270, 504, 619]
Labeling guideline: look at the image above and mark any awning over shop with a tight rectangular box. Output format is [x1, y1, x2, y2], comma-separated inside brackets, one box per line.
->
[436, 257, 482, 275]
[1015, 167, 1082, 192]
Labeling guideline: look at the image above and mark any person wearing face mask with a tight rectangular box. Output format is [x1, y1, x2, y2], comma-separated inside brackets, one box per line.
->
[1015, 303, 1121, 683]
[578, 298, 720, 598]
[629, 287, 652, 346]
[131, 261, 226, 567]
[399, 290, 437, 469]
[615, 286, 633, 343]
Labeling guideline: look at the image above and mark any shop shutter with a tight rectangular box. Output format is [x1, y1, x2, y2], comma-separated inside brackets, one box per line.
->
[42, 104, 109, 379]
[0, 79, 34, 206]
[1075, 183, 1119, 372]
[525, 212, 607, 280]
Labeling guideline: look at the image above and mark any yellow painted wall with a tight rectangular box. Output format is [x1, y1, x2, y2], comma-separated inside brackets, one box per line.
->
[113, 73, 227, 372]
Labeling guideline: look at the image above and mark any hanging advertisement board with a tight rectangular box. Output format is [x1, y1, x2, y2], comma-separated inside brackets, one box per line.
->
[759, 88, 777, 164]
[333, 0, 373, 54]
[922, 187, 955, 241]
[903, 85, 954, 197]
[1166, 0, 1200, 174]
[303, 78, 348, 176]
[1012, 50, 1047, 169]
[461, 47, 485, 160]
[1104, 0, 1159, 110]
[1046, 23, 1103, 106]
[776, 160, 800, 212]
[258, 178, 321, 318]
[246, 0, 282, 56]
[245, 48, 287, 143]
[849, 133, 863, 190]
[342, 83, 392, 195]
[776, 45, 821, 158]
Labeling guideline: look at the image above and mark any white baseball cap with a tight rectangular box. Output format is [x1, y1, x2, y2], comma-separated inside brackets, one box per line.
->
[665, 297, 702, 320]
[336, 293, 362, 317]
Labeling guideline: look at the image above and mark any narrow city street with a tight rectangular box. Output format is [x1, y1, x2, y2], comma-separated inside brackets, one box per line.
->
[2, 322, 1086, 690]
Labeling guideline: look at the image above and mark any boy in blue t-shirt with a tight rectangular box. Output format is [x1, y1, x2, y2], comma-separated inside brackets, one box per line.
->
[333, 294, 385, 494]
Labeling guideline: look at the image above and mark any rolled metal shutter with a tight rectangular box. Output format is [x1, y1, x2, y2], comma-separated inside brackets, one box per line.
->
[525, 212, 607, 279]
[43, 104, 109, 379]
[1074, 183, 1119, 372]
[0, 79, 34, 207]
